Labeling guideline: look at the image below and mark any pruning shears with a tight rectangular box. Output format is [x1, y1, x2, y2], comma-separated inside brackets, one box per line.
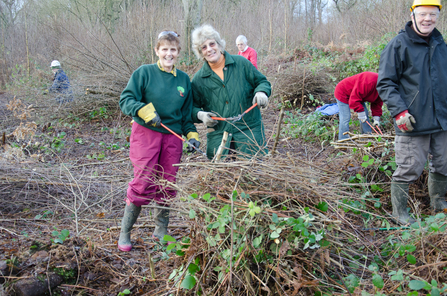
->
[160, 123, 207, 157]
[366, 120, 383, 135]
[211, 103, 258, 123]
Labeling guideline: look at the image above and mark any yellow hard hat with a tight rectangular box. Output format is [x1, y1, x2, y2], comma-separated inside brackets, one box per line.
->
[412, 0, 442, 10]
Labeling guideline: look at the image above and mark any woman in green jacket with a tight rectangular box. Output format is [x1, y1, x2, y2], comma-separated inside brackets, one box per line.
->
[118, 31, 200, 251]
[191, 24, 271, 160]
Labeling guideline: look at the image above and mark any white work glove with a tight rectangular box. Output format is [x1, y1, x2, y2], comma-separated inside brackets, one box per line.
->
[252, 92, 269, 109]
[395, 110, 416, 132]
[357, 111, 367, 123]
[197, 111, 218, 127]
[373, 116, 380, 127]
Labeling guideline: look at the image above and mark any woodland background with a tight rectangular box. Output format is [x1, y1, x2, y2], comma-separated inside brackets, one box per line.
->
[1, 0, 447, 87]
[2, 0, 447, 296]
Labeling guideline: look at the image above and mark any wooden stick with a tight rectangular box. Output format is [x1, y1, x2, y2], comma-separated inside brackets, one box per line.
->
[271, 106, 285, 154]
[213, 131, 229, 163]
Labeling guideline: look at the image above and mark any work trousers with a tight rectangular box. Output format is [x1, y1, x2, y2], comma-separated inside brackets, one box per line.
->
[126, 122, 183, 206]
[393, 131, 447, 183]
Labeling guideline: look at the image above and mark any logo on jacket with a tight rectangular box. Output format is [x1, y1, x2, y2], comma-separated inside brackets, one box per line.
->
[177, 86, 185, 97]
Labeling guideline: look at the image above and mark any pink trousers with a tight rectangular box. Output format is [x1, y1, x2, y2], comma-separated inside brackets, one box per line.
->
[126, 122, 183, 206]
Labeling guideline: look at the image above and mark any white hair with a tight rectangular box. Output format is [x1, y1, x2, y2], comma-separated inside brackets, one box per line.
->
[236, 35, 247, 45]
[191, 24, 226, 60]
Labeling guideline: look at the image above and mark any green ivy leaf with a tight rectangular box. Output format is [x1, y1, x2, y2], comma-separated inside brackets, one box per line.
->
[317, 201, 328, 212]
[409, 280, 427, 290]
[372, 274, 384, 289]
[166, 243, 177, 252]
[344, 274, 359, 293]
[390, 269, 404, 281]
[168, 270, 177, 280]
[253, 235, 263, 248]
[407, 254, 417, 265]
[270, 231, 280, 239]
[54, 238, 63, 244]
[189, 209, 196, 219]
[188, 263, 200, 276]
[163, 235, 176, 242]
[180, 275, 196, 289]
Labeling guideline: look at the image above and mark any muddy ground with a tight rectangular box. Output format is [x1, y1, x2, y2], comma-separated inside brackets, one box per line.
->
[0, 82, 434, 296]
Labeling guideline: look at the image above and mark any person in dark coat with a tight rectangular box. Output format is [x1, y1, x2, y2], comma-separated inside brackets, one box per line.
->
[48, 60, 73, 103]
[191, 24, 271, 160]
[376, 0, 447, 224]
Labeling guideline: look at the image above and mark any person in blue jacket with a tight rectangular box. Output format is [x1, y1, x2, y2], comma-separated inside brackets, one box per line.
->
[47, 60, 73, 103]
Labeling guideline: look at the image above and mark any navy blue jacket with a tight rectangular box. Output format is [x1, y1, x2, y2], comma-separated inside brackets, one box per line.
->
[377, 22, 447, 136]
[49, 69, 72, 95]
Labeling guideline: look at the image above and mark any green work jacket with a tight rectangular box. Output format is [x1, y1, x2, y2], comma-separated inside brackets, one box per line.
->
[192, 52, 271, 159]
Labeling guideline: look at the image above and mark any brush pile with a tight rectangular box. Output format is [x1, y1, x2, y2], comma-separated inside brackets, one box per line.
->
[271, 64, 331, 109]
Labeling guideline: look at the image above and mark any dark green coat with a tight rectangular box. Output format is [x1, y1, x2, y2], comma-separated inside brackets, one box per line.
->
[192, 52, 271, 159]
[120, 64, 197, 137]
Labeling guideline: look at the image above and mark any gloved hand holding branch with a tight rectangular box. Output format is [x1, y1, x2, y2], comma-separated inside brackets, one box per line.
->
[252, 92, 268, 109]
[197, 111, 218, 127]
[357, 111, 368, 123]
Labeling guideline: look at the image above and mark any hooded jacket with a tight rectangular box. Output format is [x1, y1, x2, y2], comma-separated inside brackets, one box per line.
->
[192, 51, 271, 158]
[377, 21, 447, 136]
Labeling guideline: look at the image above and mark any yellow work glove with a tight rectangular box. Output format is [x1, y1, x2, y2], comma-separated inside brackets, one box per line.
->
[137, 103, 161, 128]
[186, 132, 200, 153]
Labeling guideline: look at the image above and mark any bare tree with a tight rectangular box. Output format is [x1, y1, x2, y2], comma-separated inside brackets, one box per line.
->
[332, 0, 358, 13]
[0, 0, 23, 27]
[182, 0, 203, 58]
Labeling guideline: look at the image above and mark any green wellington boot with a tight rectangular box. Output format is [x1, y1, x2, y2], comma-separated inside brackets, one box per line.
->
[152, 207, 170, 241]
[118, 199, 141, 252]
[428, 172, 447, 212]
[391, 182, 416, 225]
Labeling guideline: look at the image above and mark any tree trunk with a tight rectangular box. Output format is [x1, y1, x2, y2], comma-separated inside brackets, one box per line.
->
[182, 0, 203, 59]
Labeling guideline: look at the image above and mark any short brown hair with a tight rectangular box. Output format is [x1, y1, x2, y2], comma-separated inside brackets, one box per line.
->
[156, 30, 181, 52]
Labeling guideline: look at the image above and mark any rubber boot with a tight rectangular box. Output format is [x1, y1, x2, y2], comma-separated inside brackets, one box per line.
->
[152, 208, 170, 241]
[118, 199, 141, 252]
[428, 172, 447, 212]
[391, 182, 416, 225]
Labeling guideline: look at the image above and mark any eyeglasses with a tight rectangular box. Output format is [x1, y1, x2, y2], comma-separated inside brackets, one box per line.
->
[158, 31, 179, 39]
[413, 11, 439, 20]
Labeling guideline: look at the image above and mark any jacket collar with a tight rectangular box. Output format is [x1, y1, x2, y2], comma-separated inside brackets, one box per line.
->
[200, 51, 234, 78]
[404, 21, 442, 44]
[157, 60, 177, 77]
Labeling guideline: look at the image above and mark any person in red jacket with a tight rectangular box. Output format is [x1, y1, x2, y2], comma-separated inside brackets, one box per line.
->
[236, 35, 258, 69]
[334, 71, 383, 140]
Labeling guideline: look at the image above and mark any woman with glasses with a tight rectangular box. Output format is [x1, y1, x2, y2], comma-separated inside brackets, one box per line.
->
[117, 30, 200, 251]
[191, 24, 271, 160]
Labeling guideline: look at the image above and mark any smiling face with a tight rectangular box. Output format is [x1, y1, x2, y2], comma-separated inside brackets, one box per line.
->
[411, 6, 440, 36]
[236, 40, 246, 52]
[154, 41, 179, 72]
[200, 39, 222, 64]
